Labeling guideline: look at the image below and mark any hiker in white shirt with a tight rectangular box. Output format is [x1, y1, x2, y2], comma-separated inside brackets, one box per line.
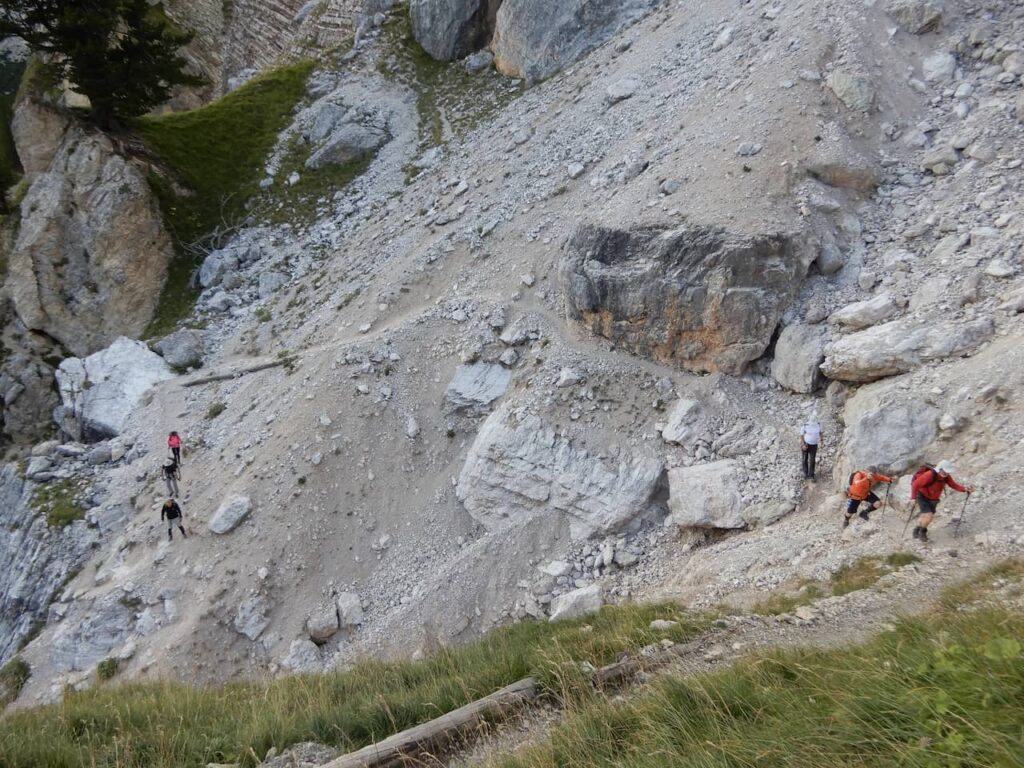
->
[800, 413, 822, 480]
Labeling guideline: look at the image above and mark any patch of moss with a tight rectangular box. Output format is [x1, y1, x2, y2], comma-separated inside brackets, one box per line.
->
[96, 658, 119, 681]
[30, 477, 88, 528]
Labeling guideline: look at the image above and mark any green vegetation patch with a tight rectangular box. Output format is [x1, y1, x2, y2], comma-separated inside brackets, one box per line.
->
[30, 476, 88, 528]
[131, 60, 314, 336]
[377, 9, 523, 161]
[205, 401, 227, 420]
[752, 552, 923, 615]
[0, 657, 30, 708]
[96, 658, 119, 681]
[0, 603, 704, 767]
[496, 569, 1024, 768]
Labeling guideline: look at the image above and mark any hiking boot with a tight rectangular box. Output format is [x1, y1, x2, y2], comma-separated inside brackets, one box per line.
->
[858, 511, 870, 521]
[911, 526, 921, 540]
[842, 516, 851, 528]
[918, 527, 929, 542]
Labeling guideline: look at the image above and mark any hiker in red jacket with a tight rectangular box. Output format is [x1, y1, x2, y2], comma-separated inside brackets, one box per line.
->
[910, 460, 973, 541]
[167, 431, 182, 464]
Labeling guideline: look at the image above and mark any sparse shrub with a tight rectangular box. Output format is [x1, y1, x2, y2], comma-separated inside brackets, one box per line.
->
[96, 658, 119, 681]
[0, 657, 29, 707]
[205, 402, 226, 420]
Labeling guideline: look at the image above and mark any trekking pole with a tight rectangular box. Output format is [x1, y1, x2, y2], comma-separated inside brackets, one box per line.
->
[880, 483, 891, 517]
[953, 491, 972, 538]
[901, 501, 916, 539]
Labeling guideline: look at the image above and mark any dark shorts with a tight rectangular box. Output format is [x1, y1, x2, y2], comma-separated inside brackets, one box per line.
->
[165, 513, 181, 525]
[916, 495, 938, 515]
[846, 492, 879, 515]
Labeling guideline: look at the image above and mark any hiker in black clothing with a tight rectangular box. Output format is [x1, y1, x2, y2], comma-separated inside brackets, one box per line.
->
[161, 498, 187, 540]
[162, 458, 180, 497]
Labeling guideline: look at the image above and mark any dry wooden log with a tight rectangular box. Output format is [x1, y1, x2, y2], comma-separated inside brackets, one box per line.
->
[182, 357, 296, 388]
[592, 637, 707, 688]
[323, 677, 538, 768]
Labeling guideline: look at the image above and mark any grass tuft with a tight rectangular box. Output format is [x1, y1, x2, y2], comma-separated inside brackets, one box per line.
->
[0, 657, 29, 708]
[30, 477, 88, 528]
[0, 604, 703, 766]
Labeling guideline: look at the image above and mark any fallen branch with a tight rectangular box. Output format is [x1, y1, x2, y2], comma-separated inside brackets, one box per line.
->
[323, 677, 538, 768]
[181, 357, 297, 387]
[592, 637, 708, 688]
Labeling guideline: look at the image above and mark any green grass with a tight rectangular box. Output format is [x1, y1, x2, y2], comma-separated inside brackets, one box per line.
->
[131, 60, 314, 336]
[495, 568, 1024, 768]
[0, 603, 704, 767]
[30, 477, 88, 528]
[752, 553, 922, 615]
[0, 657, 30, 708]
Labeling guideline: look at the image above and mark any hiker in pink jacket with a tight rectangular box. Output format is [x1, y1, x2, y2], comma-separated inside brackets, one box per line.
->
[167, 431, 183, 464]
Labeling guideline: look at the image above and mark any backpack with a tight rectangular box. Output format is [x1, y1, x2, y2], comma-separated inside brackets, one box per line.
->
[912, 464, 937, 486]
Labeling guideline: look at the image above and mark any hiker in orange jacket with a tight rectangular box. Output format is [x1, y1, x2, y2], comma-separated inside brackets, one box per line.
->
[843, 466, 892, 527]
[909, 460, 973, 542]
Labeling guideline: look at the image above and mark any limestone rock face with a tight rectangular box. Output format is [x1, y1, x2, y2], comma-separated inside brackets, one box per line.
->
[55, 337, 175, 442]
[298, 80, 404, 171]
[233, 595, 271, 640]
[0, 313, 61, 444]
[837, 379, 940, 480]
[457, 402, 665, 539]
[0, 464, 98, 665]
[561, 224, 807, 375]
[410, 0, 499, 61]
[444, 362, 511, 415]
[821, 317, 994, 382]
[492, 0, 659, 82]
[7, 119, 172, 357]
[667, 460, 744, 530]
[47, 592, 133, 672]
[772, 324, 828, 394]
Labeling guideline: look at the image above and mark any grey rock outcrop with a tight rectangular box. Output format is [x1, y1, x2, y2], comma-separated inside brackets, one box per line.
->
[209, 496, 253, 534]
[336, 592, 364, 628]
[825, 69, 875, 111]
[0, 464, 98, 665]
[55, 337, 174, 442]
[234, 595, 272, 640]
[457, 402, 665, 539]
[298, 82, 402, 171]
[0, 313, 61, 443]
[771, 324, 827, 394]
[821, 317, 994, 382]
[561, 224, 808, 375]
[444, 362, 511, 415]
[884, 0, 942, 34]
[491, 0, 659, 82]
[153, 329, 204, 370]
[549, 585, 603, 622]
[410, 0, 499, 61]
[7, 107, 172, 357]
[828, 294, 900, 330]
[742, 501, 795, 528]
[10, 96, 70, 178]
[306, 605, 340, 644]
[47, 591, 133, 672]
[282, 639, 323, 673]
[837, 379, 940, 479]
[667, 460, 744, 530]
[660, 398, 702, 445]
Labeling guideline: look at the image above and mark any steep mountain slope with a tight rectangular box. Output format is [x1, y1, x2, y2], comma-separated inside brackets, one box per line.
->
[3, 0, 1023, 710]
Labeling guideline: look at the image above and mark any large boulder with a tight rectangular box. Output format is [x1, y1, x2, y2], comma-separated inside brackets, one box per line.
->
[281, 639, 323, 673]
[444, 362, 511, 415]
[233, 595, 271, 640]
[7, 122, 172, 357]
[306, 606, 340, 644]
[821, 318, 994, 382]
[410, 0, 499, 61]
[457, 402, 665, 539]
[336, 592, 364, 628]
[153, 329, 204, 370]
[661, 398, 703, 445]
[771, 324, 827, 394]
[10, 96, 70, 178]
[666, 460, 744, 530]
[209, 496, 253, 534]
[491, 0, 660, 82]
[837, 379, 940, 481]
[549, 585, 603, 622]
[828, 294, 900, 331]
[54, 337, 174, 442]
[561, 224, 808, 375]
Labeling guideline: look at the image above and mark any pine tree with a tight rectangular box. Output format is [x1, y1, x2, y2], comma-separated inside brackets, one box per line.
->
[0, 0, 204, 127]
